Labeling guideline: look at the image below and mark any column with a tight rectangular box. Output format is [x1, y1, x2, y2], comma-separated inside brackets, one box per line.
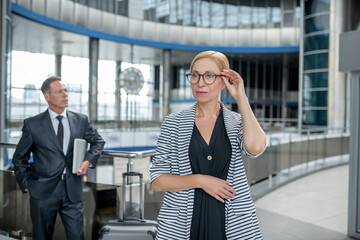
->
[89, 38, 99, 122]
[0, 0, 11, 163]
[270, 61, 274, 120]
[55, 54, 62, 77]
[0, 0, 11, 220]
[115, 61, 121, 123]
[262, 61, 266, 119]
[339, 28, 360, 239]
[348, 71, 360, 239]
[246, 60, 251, 98]
[154, 65, 160, 121]
[254, 59, 258, 99]
[277, 62, 282, 118]
[282, 54, 289, 120]
[160, 49, 171, 120]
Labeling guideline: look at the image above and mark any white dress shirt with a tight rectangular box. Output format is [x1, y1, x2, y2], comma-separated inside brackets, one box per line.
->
[48, 108, 70, 155]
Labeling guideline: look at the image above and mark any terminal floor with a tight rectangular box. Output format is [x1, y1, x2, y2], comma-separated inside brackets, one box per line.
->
[255, 164, 354, 240]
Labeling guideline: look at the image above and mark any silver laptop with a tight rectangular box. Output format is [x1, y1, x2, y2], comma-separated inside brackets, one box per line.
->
[72, 138, 88, 174]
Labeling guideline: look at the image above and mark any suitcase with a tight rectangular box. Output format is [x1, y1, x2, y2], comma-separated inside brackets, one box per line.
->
[98, 172, 158, 240]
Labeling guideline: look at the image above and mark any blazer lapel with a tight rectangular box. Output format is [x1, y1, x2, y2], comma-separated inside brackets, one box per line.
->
[66, 111, 76, 157]
[178, 103, 196, 175]
[221, 102, 240, 157]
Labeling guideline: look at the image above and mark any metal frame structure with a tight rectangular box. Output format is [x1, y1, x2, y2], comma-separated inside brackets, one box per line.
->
[339, 29, 360, 239]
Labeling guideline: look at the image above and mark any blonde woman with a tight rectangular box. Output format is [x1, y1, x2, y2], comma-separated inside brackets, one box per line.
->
[150, 51, 266, 240]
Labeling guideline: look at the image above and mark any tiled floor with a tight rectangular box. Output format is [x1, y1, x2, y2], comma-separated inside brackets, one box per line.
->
[255, 164, 354, 240]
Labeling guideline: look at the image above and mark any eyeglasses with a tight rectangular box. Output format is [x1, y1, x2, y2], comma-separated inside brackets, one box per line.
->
[186, 72, 225, 85]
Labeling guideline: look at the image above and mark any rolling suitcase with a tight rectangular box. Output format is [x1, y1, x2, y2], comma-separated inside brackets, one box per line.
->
[98, 172, 158, 240]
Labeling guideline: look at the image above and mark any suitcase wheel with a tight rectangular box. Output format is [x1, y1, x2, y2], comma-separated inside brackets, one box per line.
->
[98, 227, 110, 239]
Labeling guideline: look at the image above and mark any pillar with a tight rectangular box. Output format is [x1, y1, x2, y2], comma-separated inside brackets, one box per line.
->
[115, 61, 122, 123]
[282, 54, 288, 120]
[160, 49, 171, 120]
[348, 71, 360, 239]
[0, 0, 11, 165]
[89, 37, 99, 122]
[55, 54, 62, 77]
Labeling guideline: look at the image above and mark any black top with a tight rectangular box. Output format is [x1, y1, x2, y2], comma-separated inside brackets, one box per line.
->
[189, 109, 232, 240]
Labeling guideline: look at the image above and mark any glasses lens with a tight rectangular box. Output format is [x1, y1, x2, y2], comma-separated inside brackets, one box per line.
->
[190, 73, 199, 84]
[204, 72, 216, 84]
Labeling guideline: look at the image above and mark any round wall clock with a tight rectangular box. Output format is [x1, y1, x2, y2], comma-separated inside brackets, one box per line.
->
[119, 67, 144, 94]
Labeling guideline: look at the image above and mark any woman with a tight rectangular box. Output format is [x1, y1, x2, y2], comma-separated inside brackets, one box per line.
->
[150, 51, 266, 240]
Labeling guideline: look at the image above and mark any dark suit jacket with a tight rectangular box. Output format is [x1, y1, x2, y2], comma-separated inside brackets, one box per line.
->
[13, 109, 105, 202]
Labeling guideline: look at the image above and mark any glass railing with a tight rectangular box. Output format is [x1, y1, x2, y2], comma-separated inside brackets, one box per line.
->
[0, 127, 349, 238]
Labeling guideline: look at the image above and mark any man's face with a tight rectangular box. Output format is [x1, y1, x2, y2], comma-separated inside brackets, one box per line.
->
[44, 80, 68, 113]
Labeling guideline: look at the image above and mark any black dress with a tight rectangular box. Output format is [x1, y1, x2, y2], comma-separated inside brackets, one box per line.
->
[189, 109, 232, 240]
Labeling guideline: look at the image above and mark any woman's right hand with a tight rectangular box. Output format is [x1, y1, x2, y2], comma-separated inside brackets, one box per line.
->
[198, 175, 236, 203]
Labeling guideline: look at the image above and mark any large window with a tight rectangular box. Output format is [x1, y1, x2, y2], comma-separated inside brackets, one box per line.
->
[140, 0, 297, 29]
[61, 56, 89, 115]
[118, 62, 155, 122]
[98, 60, 116, 120]
[226, 3, 238, 28]
[11, 51, 55, 120]
[197, 1, 210, 28]
[303, 72, 328, 88]
[302, 0, 330, 127]
[10, 51, 155, 125]
[305, 14, 330, 33]
[304, 52, 328, 70]
[302, 109, 327, 126]
[266, 0, 281, 27]
[304, 34, 329, 52]
[211, 2, 225, 28]
[303, 90, 327, 107]
[304, 0, 330, 16]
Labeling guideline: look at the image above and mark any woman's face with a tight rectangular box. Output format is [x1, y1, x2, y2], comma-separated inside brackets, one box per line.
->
[190, 57, 225, 104]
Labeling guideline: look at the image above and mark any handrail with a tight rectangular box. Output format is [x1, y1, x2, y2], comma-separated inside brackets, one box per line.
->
[267, 127, 349, 134]
[0, 143, 17, 149]
[0, 142, 155, 158]
[101, 149, 155, 158]
[0, 126, 349, 151]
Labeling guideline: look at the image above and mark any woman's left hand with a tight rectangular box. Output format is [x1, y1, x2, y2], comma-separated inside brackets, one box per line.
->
[221, 69, 246, 101]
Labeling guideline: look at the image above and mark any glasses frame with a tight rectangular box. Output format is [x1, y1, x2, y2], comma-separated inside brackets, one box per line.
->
[185, 72, 225, 85]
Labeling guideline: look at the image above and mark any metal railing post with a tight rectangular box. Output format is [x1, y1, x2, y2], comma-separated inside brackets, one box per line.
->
[306, 129, 310, 172]
[323, 129, 327, 165]
[288, 133, 292, 175]
[268, 134, 273, 187]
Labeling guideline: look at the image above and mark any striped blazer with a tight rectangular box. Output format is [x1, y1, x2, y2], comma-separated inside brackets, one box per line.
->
[150, 102, 265, 240]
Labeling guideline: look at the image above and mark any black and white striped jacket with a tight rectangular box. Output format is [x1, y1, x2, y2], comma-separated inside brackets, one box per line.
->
[150, 102, 265, 240]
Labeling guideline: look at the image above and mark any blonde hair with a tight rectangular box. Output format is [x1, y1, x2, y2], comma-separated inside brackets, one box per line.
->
[190, 51, 230, 72]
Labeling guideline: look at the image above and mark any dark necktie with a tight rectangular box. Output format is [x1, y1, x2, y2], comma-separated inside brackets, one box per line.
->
[56, 115, 64, 149]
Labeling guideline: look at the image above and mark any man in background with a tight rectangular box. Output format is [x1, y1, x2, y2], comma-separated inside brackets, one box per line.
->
[13, 76, 105, 240]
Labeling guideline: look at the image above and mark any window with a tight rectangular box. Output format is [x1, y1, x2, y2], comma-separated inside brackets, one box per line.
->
[211, 2, 225, 28]
[304, 52, 328, 70]
[226, 4, 238, 28]
[303, 90, 327, 107]
[62, 56, 89, 115]
[303, 72, 328, 88]
[305, 0, 330, 16]
[11, 51, 55, 120]
[197, 1, 210, 27]
[302, 109, 327, 126]
[305, 14, 330, 33]
[304, 34, 329, 52]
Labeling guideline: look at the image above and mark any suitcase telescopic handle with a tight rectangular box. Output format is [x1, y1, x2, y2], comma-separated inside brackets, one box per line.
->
[122, 172, 144, 220]
[123, 172, 143, 178]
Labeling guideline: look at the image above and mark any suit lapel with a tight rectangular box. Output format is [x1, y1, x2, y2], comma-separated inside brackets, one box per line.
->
[222, 102, 241, 183]
[178, 104, 196, 175]
[66, 111, 76, 157]
[222, 103, 240, 148]
[41, 110, 64, 154]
